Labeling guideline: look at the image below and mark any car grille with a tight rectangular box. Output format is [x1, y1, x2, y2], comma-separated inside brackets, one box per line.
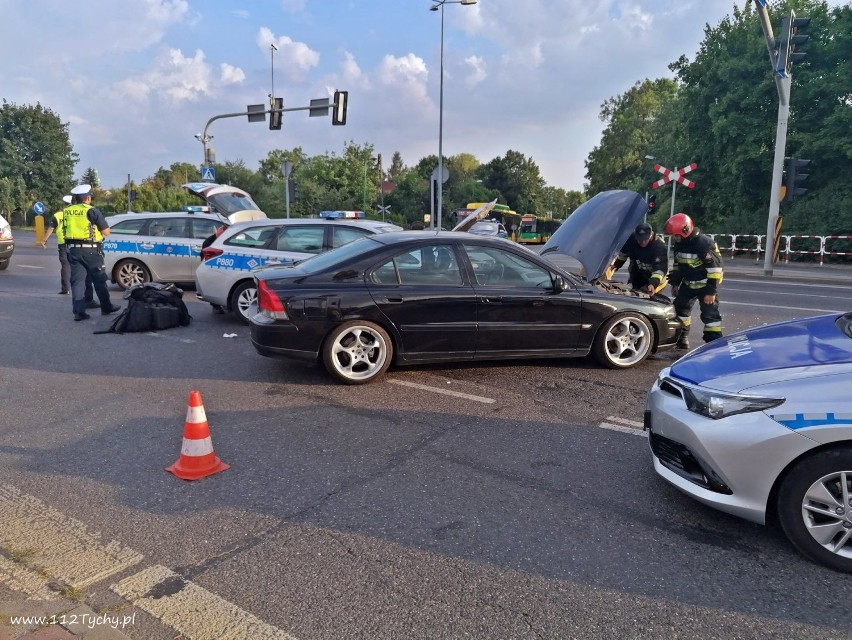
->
[649, 432, 732, 495]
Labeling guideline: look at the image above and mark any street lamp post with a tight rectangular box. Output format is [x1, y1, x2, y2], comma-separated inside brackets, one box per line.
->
[430, 0, 477, 231]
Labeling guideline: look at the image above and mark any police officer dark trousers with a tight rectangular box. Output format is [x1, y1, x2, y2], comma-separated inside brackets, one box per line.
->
[62, 185, 121, 321]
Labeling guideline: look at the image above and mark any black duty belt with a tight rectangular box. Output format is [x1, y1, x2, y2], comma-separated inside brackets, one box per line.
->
[65, 241, 100, 248]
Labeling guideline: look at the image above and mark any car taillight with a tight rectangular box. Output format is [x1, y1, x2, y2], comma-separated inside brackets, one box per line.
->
[201, 247, 223, 262]
[215, 225, 228, 238]
[257, 279, 288, 319]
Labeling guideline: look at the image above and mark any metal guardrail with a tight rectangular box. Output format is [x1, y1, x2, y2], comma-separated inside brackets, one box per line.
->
[702, 234, 852, 265]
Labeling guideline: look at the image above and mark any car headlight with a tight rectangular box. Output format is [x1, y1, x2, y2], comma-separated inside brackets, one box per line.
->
[679, 382, 785, 420]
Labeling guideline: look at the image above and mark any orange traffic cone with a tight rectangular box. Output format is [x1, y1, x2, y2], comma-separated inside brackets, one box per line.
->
[166, 390, 230, 480]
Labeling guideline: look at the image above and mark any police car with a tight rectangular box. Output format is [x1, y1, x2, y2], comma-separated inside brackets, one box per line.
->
[0, 213, 13, 270]
[103, 209, 230, 289]
[646, 312, 852, 573]
[195, 211, 402, 323]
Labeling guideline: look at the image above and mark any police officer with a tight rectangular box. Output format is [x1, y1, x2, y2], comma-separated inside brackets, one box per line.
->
[62, 184, 121, 321]
[665, 212, 723, 349]
[42, 195, 97, 307]
[610, 222, 668, 295]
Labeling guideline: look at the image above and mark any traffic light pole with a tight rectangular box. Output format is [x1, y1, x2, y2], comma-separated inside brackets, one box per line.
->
[763, 75, 791, 276]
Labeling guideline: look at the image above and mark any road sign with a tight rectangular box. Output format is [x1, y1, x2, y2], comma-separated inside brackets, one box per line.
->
[651, 162, 698, 189]
[376, 205, 390, 215]
[201, 167, 215, 182]
[33, 202, 45, 215]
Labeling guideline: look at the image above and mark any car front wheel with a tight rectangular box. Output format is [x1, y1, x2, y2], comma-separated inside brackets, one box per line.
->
[322, 321, 392, 385]
[592, 312, 653, 369]
[0, 259, 9, 271]
[113, 259, 150, 289]
[229, 281, 257, 324]
[777, 448, 852, 574]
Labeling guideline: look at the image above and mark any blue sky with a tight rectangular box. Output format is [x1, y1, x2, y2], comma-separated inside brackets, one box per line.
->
[0, 1, 836, 193]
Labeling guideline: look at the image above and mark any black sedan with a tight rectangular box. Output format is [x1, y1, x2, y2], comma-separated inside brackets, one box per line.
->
[250, 191, 683, 384]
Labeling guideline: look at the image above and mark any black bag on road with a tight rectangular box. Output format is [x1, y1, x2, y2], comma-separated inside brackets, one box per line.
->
[96, 283, 191, 334]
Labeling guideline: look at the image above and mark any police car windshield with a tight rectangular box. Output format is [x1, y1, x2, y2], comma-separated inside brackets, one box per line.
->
[205, 191, 262, 215]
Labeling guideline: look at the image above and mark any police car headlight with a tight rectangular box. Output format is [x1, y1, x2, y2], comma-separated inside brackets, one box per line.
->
[680, 384, 785, 420]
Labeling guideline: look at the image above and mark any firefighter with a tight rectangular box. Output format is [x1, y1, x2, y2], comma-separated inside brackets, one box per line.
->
[62, 184, 121, 321]
[665, 212, 723, 349]
[609, 222, 668, 295]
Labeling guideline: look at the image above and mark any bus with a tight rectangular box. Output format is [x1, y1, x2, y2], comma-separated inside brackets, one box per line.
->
[516, 214, 561, 244]
[452, 203, 522, 238]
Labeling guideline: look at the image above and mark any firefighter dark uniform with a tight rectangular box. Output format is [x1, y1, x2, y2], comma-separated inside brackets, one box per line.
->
[665, 213, 723, 349]
[62, 184, 121, 321]
[610, 223, 668, 294]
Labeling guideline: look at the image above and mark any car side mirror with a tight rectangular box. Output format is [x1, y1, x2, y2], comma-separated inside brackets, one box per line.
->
[553, 275, 569, 292]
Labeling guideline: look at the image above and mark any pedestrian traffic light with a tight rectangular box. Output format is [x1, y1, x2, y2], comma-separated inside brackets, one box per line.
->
[784, 157, 810, 202]
[775, 10, 810, 77]
[332, 90, 348, 126]
[269, 97, 283, 130]
[647, 194, 656, 213]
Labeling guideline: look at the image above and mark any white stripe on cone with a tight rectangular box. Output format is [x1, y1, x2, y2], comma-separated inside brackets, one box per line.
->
[181, 437, 215, 457]
[186, 405, 207, 424]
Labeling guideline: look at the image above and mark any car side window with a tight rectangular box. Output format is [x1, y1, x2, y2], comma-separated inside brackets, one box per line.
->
[464, 245, 553, 288]
[332, 226, 370, 248]
[225, 225, 282, 249]
[144, 218, 187, 238]
[371, 245, 463, 286]
[109, 220, 147, 235]
[191, 219, 224, 239]
[276, 226, 325, 253]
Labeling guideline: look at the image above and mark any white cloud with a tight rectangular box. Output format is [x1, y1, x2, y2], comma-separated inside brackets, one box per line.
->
[257, 27, 320, 81]
[340, 52, 371, 90]
[464, 56, 487, 87]
[220, 63, 246, 85]
[377, 54, 430, 105]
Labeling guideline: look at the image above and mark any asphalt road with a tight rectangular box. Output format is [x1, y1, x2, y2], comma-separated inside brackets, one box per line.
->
[2, 232, 851, 640]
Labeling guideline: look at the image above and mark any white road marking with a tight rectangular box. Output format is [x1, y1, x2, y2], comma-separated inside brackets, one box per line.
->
[598, 416, 647, 438]
[389, 379, 496, 403]
[112, 565, 297, 640]
[0, 483, 143, 594]
[11, 264, 44, 269]
[723, 286, 852, 300]
[727, 277, 852, 291]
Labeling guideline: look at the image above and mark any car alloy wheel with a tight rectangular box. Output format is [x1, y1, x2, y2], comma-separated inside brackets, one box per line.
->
[114, 259, 151, 289]
[593, 312, 653, 369]
[322, 320, 393, 385]
[778, 448, 852, 574]
[230, 281, 257, 325]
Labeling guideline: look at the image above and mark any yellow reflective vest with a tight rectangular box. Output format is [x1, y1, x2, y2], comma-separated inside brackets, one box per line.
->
[62, 204, 104, 242]
[51, 211, 66, 244]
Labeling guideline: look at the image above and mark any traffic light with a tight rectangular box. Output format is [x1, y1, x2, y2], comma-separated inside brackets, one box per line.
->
[776, 11, 810, 77]
[269, 97, 283, 130]
[287, 180, 298, 202]
[784, 157, 810, 202]
[647, 194, 656, 213]
[332, 90, 348, 126]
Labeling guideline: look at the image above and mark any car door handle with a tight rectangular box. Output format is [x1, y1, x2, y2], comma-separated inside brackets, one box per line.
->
[378, 296, 404, 304]
[140, 242, 154, 249]
[481, 296, 503, 304]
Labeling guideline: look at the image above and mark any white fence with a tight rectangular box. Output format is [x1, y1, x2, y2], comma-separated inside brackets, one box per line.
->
[702, 234, 852, 265]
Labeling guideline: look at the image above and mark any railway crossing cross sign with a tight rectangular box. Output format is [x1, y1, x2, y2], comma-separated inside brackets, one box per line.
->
[651, 163, 698, 189]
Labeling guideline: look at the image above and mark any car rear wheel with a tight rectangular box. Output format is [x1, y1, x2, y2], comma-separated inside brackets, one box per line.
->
[230, 281, 257, 324]
[592, 312, 653, 369]
[777, 448, 852, 574]
[113, 259, 150, 289]
[322, 321, 392, 385]
[0, 259, 9, 271]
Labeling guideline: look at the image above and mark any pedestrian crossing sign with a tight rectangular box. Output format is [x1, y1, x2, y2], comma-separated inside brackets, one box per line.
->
[201, 167, 215, 182]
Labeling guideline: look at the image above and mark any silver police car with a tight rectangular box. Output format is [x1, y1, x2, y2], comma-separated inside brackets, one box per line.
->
[195, 213, 402, 323]
[103, 209, 230, 289]
[646, 312, 852, 573]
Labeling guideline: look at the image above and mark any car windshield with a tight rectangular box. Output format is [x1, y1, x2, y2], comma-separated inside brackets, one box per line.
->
[294, 236, 382, 274]
[471, 222, 498, 233]
[205, 191, 262, 216]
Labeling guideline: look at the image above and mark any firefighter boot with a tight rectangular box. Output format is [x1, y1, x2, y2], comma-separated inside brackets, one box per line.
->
[676, 331, 690, 350]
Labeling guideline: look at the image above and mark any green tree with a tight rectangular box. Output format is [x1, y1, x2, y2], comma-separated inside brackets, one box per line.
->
[81, 167, 100, 188]
[0, 101, 77, 213]
[479, 150, 545, 214]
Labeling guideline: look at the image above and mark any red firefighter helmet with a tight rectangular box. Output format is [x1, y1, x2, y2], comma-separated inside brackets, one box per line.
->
[665, 213, 694, 239]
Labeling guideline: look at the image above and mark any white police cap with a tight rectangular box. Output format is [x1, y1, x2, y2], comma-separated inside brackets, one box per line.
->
[62, 195, 72, 204]
[70, 184, 92, 196]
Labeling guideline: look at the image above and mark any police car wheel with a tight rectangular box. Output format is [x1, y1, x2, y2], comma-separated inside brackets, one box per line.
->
[592, 312, 653, 369]
[230, 281, 257, 325]
[114, 259, 151, 290]
[777, 447, 852, 574]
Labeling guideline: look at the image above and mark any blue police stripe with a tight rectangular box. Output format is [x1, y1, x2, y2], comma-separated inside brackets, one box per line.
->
[772, 413, 852, 430]
[201, 252, 295, 272]
[102, 239, 195, 258]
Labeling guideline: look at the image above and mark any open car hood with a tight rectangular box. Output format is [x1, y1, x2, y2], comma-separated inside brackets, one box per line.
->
[451, 199, 498, 232]
[183, 182, 268, 223]
[539, 190, 647, 281]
